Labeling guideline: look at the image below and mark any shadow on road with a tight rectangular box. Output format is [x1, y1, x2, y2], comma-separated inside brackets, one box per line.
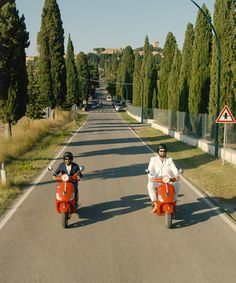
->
[67, 137, 141, 147]
[85, 163, 148, 180]
[74, 145, 150, 158]
[171, 197, 223, 229]
[68, 194, 149, 228]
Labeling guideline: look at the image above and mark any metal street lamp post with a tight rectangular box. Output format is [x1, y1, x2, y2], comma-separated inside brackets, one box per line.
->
[190, 0, 221, 158]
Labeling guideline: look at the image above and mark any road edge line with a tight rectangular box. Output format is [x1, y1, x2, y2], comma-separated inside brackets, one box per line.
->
[0, 121, 87, 231]
[125, 122, 236, 232]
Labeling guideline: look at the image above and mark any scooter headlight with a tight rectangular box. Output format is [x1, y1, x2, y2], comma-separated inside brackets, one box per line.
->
[158, 194, 164, 202]
[70, 193, 75, 201]
[163, 176, 170, 183]
[56, 193, 61, 200]
[62, 174, 69, 182]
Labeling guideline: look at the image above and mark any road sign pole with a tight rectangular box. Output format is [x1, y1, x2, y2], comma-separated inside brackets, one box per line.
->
[223, 123, 227, 165]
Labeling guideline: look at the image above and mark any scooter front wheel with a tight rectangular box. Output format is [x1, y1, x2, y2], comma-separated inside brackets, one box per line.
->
[165, 213, 172, 229]
[62, 212, 69, 228]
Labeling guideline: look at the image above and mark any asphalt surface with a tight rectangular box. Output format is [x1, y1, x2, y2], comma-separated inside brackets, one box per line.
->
[0, 89, 236, 283]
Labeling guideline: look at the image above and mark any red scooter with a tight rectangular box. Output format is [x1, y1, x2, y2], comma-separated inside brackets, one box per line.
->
[146, 169, 182, 228]
[48, 166, 83, 228]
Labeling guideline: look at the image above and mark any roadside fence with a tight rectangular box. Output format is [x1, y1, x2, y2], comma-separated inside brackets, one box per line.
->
[127, 105, 236, 150]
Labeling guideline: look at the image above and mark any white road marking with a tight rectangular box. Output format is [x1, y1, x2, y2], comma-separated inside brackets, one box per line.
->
[0, 121, 86, 231]
[126, 122, 236, 232]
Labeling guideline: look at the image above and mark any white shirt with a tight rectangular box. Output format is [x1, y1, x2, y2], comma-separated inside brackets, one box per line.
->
[147, 155, 178, 180]
[66, 164, 72, 175]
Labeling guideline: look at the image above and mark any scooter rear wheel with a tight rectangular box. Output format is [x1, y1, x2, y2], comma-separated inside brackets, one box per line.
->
[165, 213, 172, 229]
[62, 212, 69, 228]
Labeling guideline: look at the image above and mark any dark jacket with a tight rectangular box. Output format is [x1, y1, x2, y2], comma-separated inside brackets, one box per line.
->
[54, 162, 83, 179]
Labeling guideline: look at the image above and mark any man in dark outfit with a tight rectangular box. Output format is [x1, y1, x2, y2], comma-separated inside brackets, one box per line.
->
[53, 152, 83, 205]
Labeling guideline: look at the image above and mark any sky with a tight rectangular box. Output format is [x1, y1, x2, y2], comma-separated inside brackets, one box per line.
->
[15, 0, 215, 56]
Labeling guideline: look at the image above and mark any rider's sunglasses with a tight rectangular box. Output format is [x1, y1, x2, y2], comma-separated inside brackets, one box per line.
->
[159, 150, 166, 153]
[64, 158, 71, 160]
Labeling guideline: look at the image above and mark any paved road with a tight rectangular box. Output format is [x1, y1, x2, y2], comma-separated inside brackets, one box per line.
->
[0, 89, 236, 283]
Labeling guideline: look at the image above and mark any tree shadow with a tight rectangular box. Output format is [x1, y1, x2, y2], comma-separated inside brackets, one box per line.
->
[73, 128, 130, 134]
[68, 194, 149, 228]
[171, 196, 224, 229]
[85, 163, 148, 180]
[77, 145, 151, 158]
[174, 153, 215, 170]
[85, 125, 128, 130]
[65, 137, 141, 147]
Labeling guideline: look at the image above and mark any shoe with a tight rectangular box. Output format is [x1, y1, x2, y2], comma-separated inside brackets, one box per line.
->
[151, 201, 158, 213]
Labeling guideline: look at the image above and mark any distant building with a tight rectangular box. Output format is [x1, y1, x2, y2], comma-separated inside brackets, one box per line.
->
[95, 48, 123, 55]
[152, 41, 160, 48]
[138, 50, 163, 57]
[26, 56, 36, 62]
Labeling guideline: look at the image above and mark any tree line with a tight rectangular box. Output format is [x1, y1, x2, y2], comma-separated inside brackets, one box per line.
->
[0, 0, 99, 137]
[102, 0, 235, 135]
[0, 0, 235, 138]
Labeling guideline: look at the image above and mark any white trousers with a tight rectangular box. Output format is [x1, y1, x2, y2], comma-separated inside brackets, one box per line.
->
[147, 181, 180, 202]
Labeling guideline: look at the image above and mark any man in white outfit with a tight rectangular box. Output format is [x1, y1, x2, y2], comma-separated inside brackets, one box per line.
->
[147, 144, 180, 213]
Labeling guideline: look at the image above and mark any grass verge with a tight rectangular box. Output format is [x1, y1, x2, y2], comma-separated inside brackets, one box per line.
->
[0, 111, 87, 216]
[120, 112, 236, 221]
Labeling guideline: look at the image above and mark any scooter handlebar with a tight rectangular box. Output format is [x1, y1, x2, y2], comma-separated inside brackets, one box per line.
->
[54, 174, 80, 182]
[146, 169, 181, 183]
[150, 176, 178, 183]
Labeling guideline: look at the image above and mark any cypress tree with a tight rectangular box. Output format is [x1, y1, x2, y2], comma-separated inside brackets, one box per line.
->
[189, 4, 212, 131]
[0, 0, 14, 8]
[0, 3, 29, 137]
[26, 59, 45, 119]
[141, 36, 152, 109]
[66, 34, 79, 107]
[168, 48, 182, 111]
[89, 64, 99, 94]
[116, 63, 122, 99]
[144, 52, 157, 110]
[178, 23, 195, 112]
[76, 52, 91, 103]
[37, 0, 66, 109]
[209, 0, 236, 118]
[158, 32, 177, 109]
[108, 54, 119, 96]
[119, 46, 134, 102]
[152, 88, 157, 109]
[132, 50, 142, 106]
[106, 55, 119, 97]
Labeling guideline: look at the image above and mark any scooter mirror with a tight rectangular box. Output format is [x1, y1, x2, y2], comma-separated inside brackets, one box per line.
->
[48, 166, 52, 171]
[79, 165, 85, 171]
[179, 168, 184, 174]
[145, 169, 150, 174]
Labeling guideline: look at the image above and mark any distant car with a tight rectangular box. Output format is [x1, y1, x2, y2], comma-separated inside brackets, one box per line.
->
[89, 100, 100, 109]
[106, 95, 112, 101]
[112, 97, 120, 107]
[115, 103, 125, 112]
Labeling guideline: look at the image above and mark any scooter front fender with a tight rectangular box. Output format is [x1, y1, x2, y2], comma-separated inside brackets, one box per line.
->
[58, 202, 71, 214]
[162, 203, 175, 214]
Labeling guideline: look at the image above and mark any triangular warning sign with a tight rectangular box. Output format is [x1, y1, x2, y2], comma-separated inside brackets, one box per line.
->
[216, 105, 236, 123]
